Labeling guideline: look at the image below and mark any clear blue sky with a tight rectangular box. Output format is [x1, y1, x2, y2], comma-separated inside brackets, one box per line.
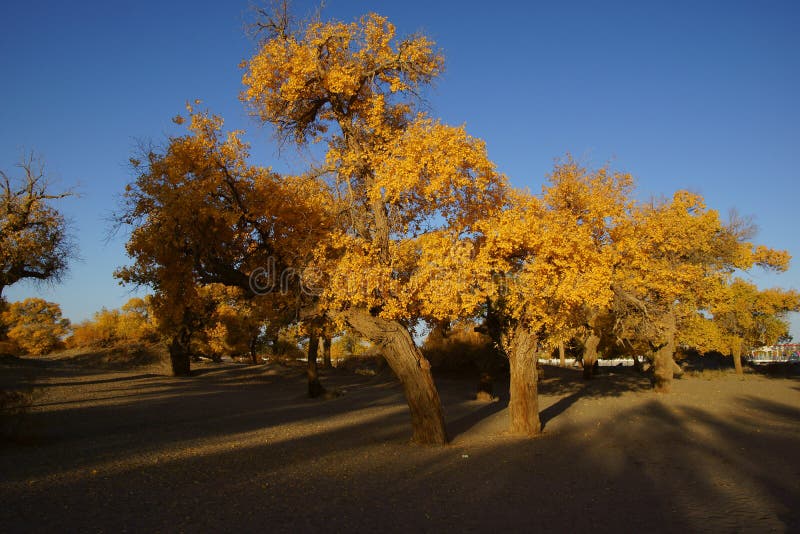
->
[2, 1, 799, 337]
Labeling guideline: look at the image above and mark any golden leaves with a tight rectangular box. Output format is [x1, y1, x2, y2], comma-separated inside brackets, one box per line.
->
[1, 298, 70, 355]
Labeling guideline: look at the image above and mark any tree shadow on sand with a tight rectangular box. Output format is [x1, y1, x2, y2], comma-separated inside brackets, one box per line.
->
[446, 364, 654, 439]
[2, 367, 798, 532]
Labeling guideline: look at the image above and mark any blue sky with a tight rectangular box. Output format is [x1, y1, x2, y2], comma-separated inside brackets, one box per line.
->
[2, 1, 798, 337]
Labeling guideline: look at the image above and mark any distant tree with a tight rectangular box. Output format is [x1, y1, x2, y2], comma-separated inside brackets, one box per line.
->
[194, 284, 272, 365]
[611, 193, 791, 391]
[711, 279, 800, 374]
[0, 153, 74, 300]
[67, 296, 158, 348]
[1, 298, 70, 355]
[116, 108, 330, 376]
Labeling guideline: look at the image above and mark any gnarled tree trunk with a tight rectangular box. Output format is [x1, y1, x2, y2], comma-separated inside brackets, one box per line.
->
[343, 310, 447, 445]
[249, 333, 259, 365]
[168, 327, 192, 376]
[732, 339, 744, 376]
[503, 324, 541, 436]
[322, 334, 332, 369]
[307, 330, 326, 398]
[652, 314, 677, 392]
[582, 333, 601, 379]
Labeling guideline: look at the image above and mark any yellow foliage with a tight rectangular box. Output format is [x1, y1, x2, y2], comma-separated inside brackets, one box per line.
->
[1, 298, 70, 355]
[1, 153, 73, 294]
[707, 278, 800, 354]
[67, 297, 158, 348]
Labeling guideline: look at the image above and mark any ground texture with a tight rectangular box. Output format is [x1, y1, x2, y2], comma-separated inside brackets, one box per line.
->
[2, 355, 799, 533]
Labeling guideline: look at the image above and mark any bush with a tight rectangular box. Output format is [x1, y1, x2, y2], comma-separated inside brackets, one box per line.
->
[66, 297, 158, 349]
[423, 322, 501, 373]
[1, 298, 70, 355]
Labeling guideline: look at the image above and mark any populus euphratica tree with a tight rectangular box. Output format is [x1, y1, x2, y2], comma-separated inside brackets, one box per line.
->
[117, 107, 332, 376]
[242, 11, 508, 444]
[1, 153, 74, 301]
[471, 159, 632, 435]
[611, 192, 790, 391]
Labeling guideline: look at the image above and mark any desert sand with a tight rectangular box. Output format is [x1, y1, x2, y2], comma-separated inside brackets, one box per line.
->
[2, 355, 799, 532]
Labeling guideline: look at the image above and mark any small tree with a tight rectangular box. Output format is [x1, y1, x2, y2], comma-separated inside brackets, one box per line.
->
[68, 296, 158, 348]
[0, 153, 74, 300]
[1, 298, 70, 355]
[711, 279, 800, 374]
[611, 193, 791, 391]
[116, 108, 330, 376]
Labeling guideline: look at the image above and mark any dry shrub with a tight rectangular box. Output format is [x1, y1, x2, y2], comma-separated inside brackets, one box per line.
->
[53, 342, 167, 371]
[0, 387, 39, 443]
[66, 299, 158, 349]
[0, 339, 20, 356]
[423, 323, 501, 373]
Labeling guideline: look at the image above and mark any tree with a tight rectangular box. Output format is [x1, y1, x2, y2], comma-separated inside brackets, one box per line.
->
[1, 153, 74, 300]
[611, 192, 790, 391]
[116, 107, 331, 376]
[1, 298, 70, 355]
[68, 296, 158, 348]
[472, 160, 631, 435]
[242, 10, 507, 444]
[193, 284, 272, 364]
[710, 279, 800, 374]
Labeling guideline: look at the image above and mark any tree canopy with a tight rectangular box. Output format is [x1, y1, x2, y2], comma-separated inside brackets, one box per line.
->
[0, 153, 74, 299]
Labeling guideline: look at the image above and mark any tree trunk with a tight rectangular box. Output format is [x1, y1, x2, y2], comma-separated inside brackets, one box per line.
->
[307, 330, 326, 398]
[652, 315, 677, 392]
[249, 334, 259, 365]
[476, 372, 494, 401]
[582, 333, 601, 379]
[559, 341, 566, 367]
[322, 334, 332, 369]
[343, 310, 447, 445]
[632, 353, 643, 373]
[652, 342, 675, 392]
[168, 327, 192, 377]
[732, 340, 744, 376]
[503, 324, 541, 436]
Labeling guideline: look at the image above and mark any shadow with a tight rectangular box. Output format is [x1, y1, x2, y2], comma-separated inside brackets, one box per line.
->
[539, 387, 584, 429]
[746, 362, 800, 378]
[448, 398, 508, 440]
[538, 364, 652, 398]
[31, 373, 162, 388]
[2, 365, 799, 532]
[737, 395, 800, 420]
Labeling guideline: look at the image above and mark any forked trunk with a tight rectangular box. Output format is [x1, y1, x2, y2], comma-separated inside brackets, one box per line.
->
[307, 331, 326, 398]
[732, 340, 744, 376]
[322, 334, 332, 369]
[558, 341, 566, 367]
[168, 327, 192, 377]
[582, 333, 601, 379]
[632, 353, 644, 373]
[343, 310, 447, 445]
[652, 315, 677, 392]
[504, 324, 541, 436]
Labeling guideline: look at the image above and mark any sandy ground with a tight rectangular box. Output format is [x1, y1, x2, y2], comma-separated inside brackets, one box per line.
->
[1, 356, 799, 533]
